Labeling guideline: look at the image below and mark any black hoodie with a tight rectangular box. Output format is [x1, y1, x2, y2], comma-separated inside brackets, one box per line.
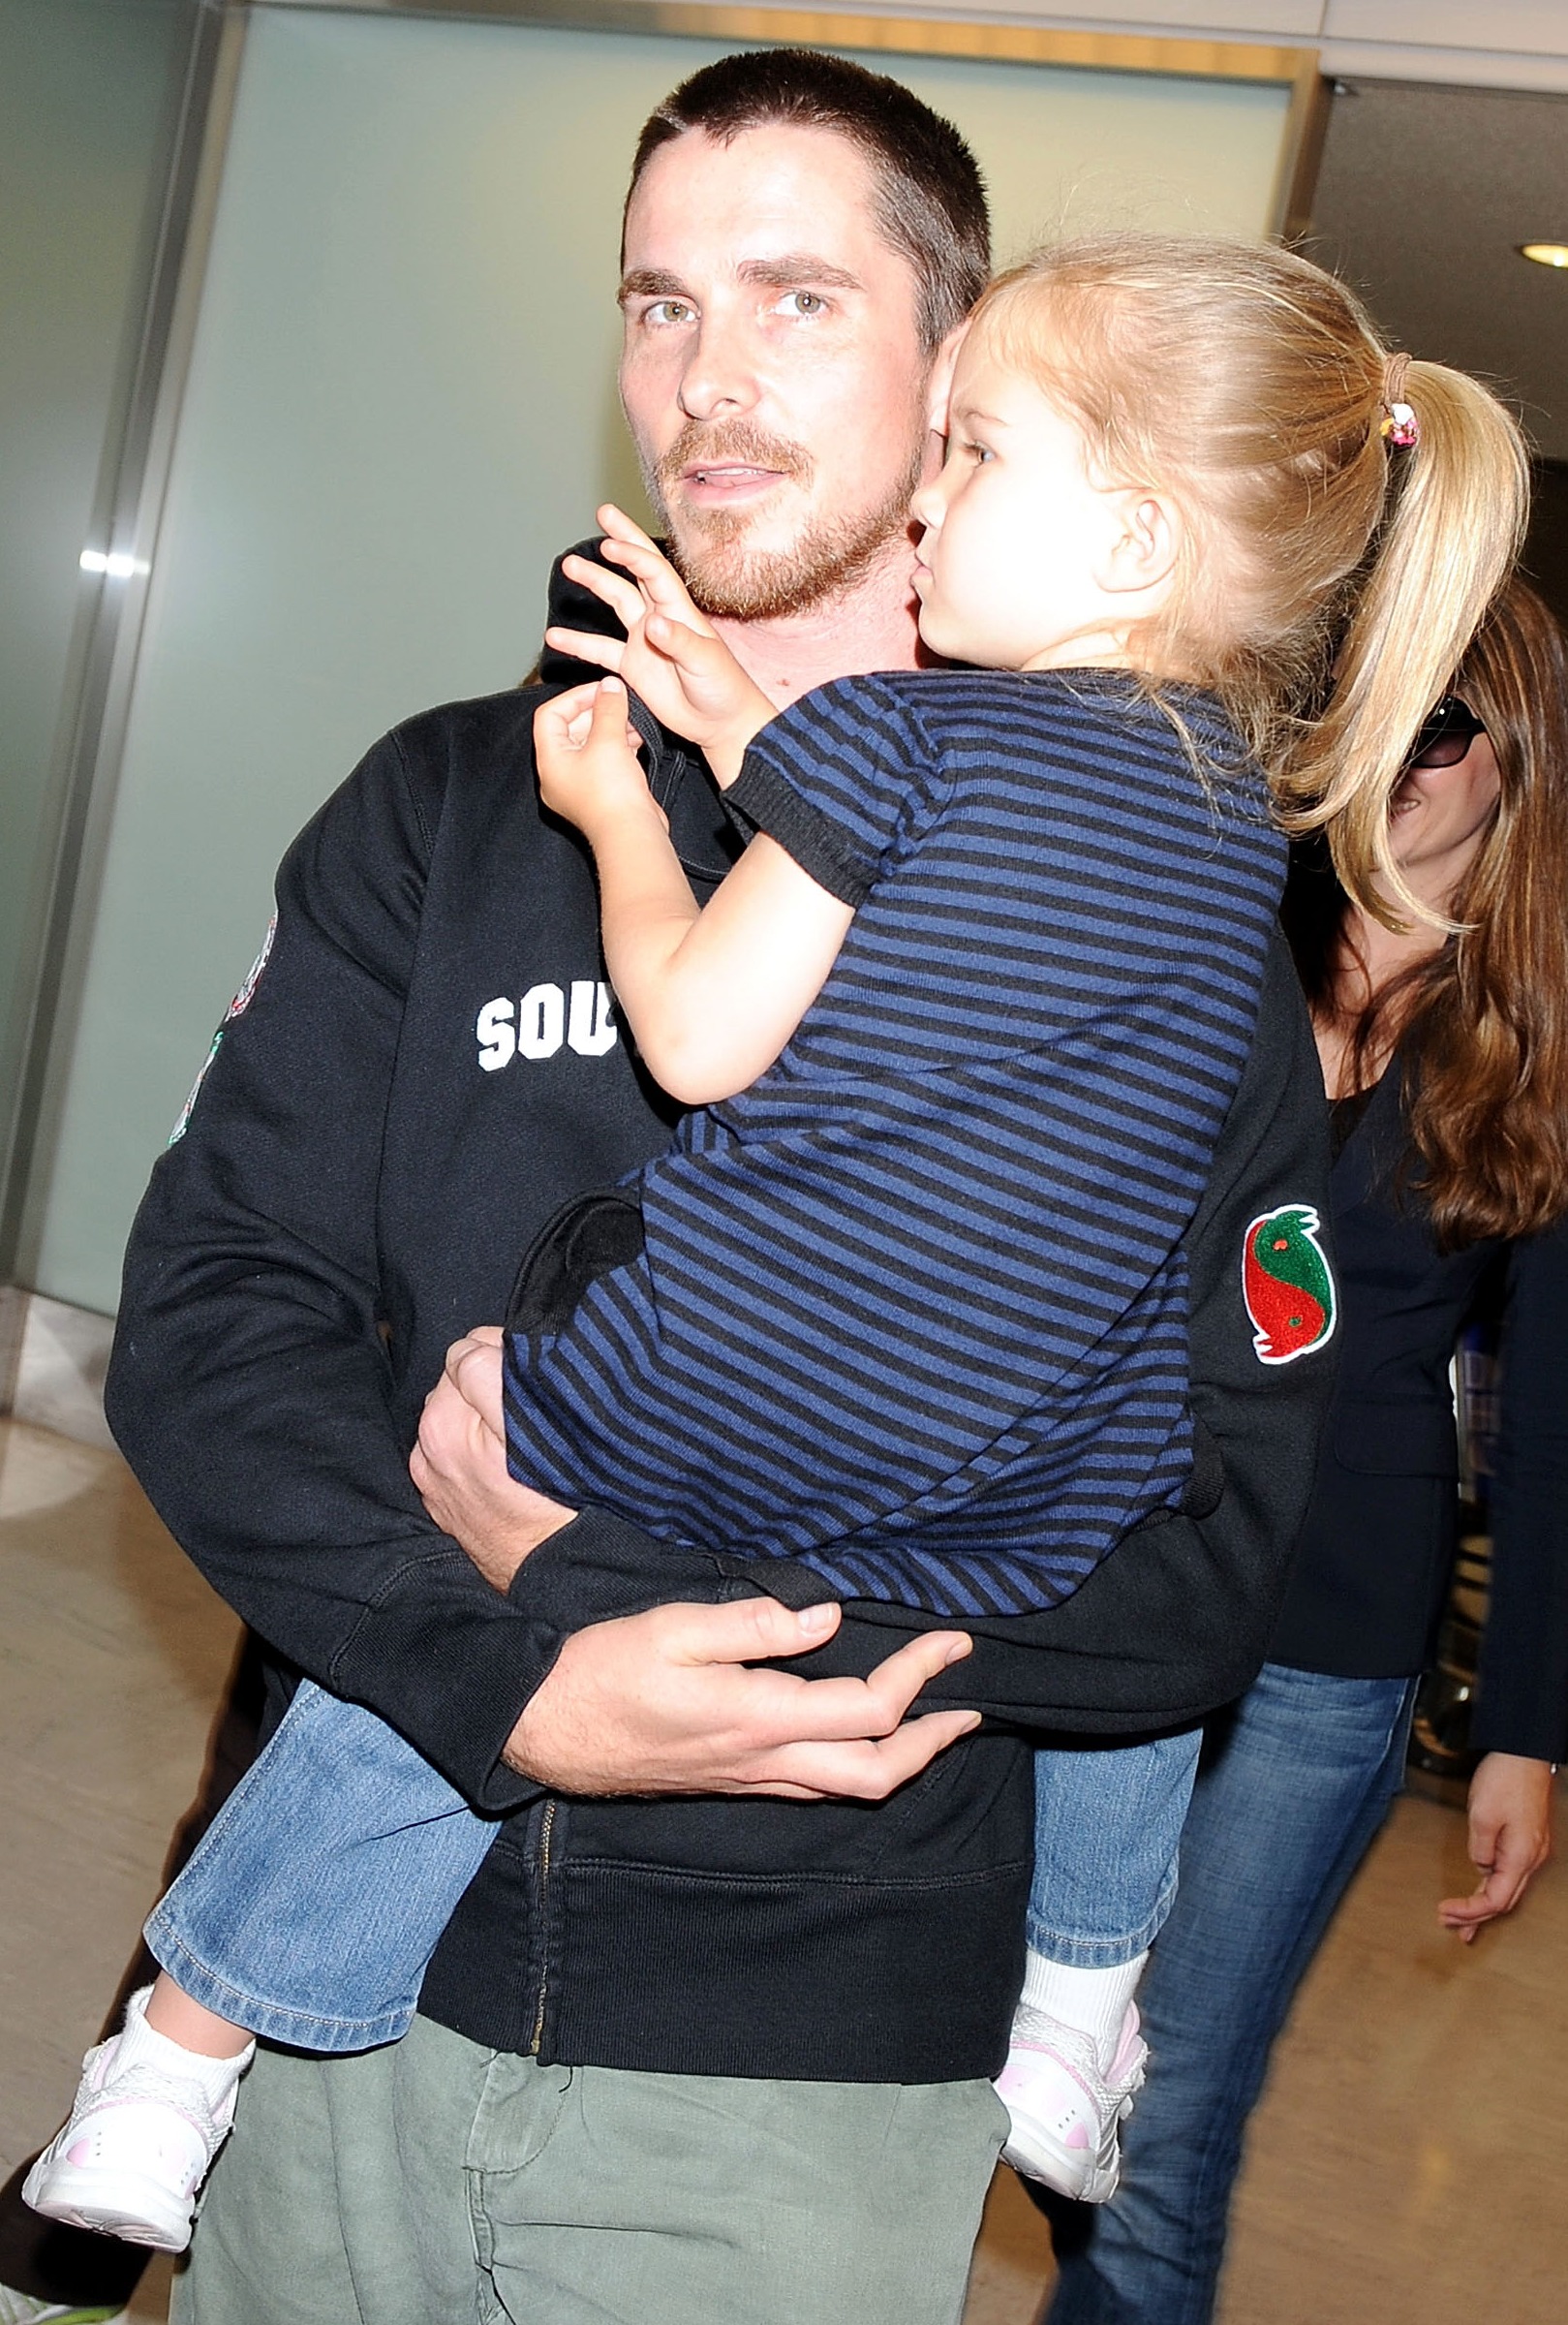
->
[105, 547, 1336, 2079]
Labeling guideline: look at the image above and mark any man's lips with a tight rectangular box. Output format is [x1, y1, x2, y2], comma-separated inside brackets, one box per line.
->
[677, 462, 789, 498]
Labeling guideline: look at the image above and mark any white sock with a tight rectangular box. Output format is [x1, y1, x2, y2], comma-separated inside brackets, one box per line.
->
[1018, 1949, 1148, 2071]
[115, 1986, 254, 2099]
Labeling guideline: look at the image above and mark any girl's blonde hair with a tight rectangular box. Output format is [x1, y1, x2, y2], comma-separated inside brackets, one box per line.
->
[971, 234, 1529, 922]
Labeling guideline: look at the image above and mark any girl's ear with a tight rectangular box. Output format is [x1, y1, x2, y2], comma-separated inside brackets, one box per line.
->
[924, 321, 969, 435]
[1100, 487, 1183, 604]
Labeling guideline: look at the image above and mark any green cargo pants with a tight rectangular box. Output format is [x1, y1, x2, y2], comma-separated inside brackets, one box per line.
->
[174, 2014, 1007, 2324]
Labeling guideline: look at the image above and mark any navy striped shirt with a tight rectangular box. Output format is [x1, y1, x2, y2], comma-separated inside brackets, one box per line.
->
[503, 670, 1285, 1619]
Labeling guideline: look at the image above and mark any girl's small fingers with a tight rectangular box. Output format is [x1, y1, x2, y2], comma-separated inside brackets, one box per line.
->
[534, 678, 600, 732]
[647, 611, 728, 670]
[596, 502, 661, 555]
[559, 555, 644, 629]
[602, 540, 710, 629]
[599, 537, 684, 597]
[542, 625, 626, 672]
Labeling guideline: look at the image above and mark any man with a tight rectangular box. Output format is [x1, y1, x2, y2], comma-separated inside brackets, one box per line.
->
[102, 47, 1334, 2325]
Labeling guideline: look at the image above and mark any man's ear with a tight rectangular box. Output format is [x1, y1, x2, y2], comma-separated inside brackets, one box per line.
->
[924, 321, 970, 435]
[1100, 487, 1183, 604]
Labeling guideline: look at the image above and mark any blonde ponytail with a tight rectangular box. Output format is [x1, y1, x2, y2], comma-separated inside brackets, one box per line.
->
[967, 238, 1529, 897]
[1277, 361, 1528, 926]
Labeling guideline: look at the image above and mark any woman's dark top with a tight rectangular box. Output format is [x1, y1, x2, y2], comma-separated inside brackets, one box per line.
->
[1269, 1062, 1568, 1762]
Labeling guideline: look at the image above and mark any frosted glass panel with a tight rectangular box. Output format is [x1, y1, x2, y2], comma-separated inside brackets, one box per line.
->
[35, 5, 1291, 1311]
[0, 0, 195, 1183]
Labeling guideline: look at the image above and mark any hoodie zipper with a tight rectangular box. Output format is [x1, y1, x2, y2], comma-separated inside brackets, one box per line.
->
[529, 1796, 557, 2056]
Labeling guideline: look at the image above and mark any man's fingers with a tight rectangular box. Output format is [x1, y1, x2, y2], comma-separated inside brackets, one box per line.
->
[444, 1329, 501, 1388]
[750, 1709, 983, 1801]
[448, 1337, 505, 1437]
[670, 1592, 844, 1669]
[418, 1373, 487, 1482]
[664, 1596, 971, 1732]
[856, 1628, 972, 1720]
[751, 1642, 972, 1747]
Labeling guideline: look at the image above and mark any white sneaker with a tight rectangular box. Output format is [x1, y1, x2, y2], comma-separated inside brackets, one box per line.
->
[0, 2288, 128, 2325]
[22, 1989, 252, 2254]
[995, 2000, 1147, 2202]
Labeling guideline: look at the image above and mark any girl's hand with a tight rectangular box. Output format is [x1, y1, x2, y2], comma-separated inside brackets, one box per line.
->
[1439, 1752, 1555, 1939]
[533, 676, 665, 844]
[544, 504, 775, 781]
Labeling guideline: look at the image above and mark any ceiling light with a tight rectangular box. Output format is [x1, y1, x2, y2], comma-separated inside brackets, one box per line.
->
[1519, 242, 1568, 268]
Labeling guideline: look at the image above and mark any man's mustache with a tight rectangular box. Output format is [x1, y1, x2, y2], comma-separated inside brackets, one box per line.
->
[655, 420, 813, 493]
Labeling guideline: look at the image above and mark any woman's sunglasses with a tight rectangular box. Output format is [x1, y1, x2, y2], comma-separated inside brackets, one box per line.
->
[1404, 696, 1486, 771]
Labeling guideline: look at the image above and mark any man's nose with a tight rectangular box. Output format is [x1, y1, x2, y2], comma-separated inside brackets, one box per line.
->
[677, 315, 759, 421]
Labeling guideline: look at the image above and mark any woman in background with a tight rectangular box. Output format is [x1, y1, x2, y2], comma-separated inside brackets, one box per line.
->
[1045, 572, 1568, 2325]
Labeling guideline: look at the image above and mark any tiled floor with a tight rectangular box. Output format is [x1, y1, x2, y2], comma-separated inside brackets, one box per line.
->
[2, 1412, 1565, 2324]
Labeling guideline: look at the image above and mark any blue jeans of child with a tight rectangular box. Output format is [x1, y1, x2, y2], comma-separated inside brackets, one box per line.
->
[145, 1682, 494, 2050]
[146, 1679, 1200, 2052]
[1043, 1661, 1419, 2325]
[1029, 1728, 1202, 1970]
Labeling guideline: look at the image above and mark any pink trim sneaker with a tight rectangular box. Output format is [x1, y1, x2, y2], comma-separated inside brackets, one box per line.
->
[22, 1989, 252, 2253]
[994, 2000, 1147, 2202]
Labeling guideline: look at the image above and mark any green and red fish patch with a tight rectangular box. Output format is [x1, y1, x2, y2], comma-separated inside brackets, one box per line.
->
[1242, 1203, 1336, 1366]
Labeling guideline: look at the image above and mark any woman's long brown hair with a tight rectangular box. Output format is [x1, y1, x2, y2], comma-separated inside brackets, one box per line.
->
[1286, 575, 1568, 1246]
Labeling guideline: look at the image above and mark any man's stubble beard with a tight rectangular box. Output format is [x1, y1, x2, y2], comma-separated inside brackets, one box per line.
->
[646, 418, 927, 622]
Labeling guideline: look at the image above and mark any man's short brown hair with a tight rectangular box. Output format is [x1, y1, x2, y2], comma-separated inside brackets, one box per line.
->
[626, 47, 991, 352]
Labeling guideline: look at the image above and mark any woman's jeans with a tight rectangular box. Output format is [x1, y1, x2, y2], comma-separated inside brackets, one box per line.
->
[145, 1682, 495, 2051]
[1043, 1661, 1420, 2325]
[145, 1679, 1199, 2053]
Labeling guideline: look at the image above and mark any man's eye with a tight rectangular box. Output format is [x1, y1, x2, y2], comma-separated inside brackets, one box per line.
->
[644, 299, 695, 326]
[776, 291, 827, 318]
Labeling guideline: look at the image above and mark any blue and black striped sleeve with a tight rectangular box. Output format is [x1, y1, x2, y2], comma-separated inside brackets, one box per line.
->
[725, 674, 952, 907]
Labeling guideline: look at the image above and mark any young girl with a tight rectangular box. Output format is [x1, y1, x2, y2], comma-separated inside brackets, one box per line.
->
[27, 235, 1526, 2252]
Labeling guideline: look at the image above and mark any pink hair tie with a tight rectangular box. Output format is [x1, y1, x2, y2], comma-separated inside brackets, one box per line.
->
[1380, 353, 1419, 448]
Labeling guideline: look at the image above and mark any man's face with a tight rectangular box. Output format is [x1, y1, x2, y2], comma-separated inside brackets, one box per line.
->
[619, 124, 935, 620]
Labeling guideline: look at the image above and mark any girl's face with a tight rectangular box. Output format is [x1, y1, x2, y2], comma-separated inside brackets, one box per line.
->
[909, 333, 1157, 671]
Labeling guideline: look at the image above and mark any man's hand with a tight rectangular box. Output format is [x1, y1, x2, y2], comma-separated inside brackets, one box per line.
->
[414, 1325, 980, 1801]
[506, 1596, 979, 1801]
[545, 504, 775, 781]
[1439, 1752, 1555, 1939]
[411, 1326, 574, 1591]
